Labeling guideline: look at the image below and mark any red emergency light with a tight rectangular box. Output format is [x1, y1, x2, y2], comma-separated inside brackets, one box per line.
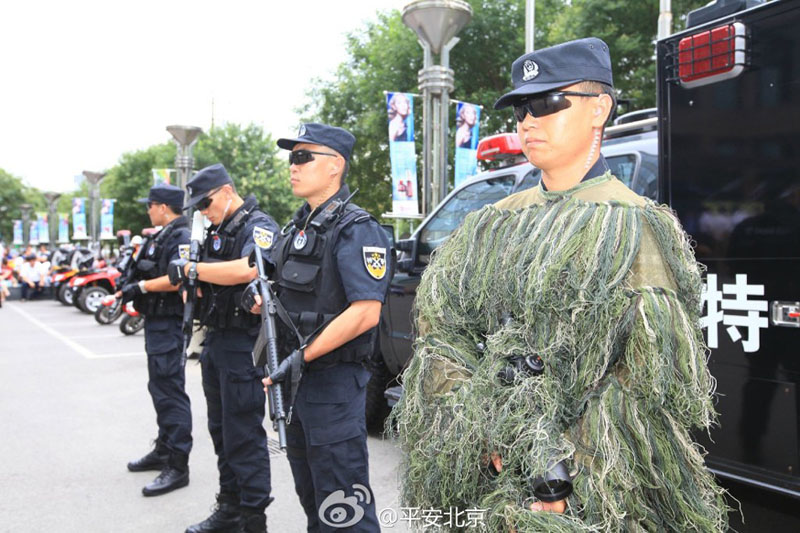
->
[476, 133, 522, 162]
[678, 22, 746, 88]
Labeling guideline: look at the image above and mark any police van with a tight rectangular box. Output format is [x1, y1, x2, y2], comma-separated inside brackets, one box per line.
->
[657, 0, 800, 499]
[372, 119, 659, 426]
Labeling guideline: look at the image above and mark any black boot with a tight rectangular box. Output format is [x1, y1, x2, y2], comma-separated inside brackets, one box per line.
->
[186, 493, 241, 533]
[127, 440, 168, 472]
[142, 453, 189, 496]
[238, 507, 267, 533]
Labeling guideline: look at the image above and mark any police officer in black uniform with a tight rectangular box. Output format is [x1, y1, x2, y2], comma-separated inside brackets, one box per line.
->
[243, 124, 390, 532]
[122, 183, 193, 496]
[168, 164, 278, 533]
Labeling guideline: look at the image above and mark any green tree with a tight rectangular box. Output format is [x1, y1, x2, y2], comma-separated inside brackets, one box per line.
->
[308, 0, 708, 217]
[99, 123, 297, 235]
[548, 0, 708, 110]
[194, 123, 299, 224]
[0, 168, 45, 244]
[100, 142, 176, 235]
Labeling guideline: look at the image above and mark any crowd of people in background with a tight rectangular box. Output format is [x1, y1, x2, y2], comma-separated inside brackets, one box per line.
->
[0, 241, 116, 306]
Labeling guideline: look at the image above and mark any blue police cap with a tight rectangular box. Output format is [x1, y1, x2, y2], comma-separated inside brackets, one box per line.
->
[277, 123, 356, 162]
[137, 183, 185, 208]
[185, 163, 234, 209]
[494, 37, 613, 110]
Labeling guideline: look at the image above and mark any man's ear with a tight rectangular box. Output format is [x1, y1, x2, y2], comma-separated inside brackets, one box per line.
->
[591, 93, 614, 127]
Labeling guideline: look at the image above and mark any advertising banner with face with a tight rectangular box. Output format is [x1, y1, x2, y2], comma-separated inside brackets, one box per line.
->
[72, 197, 88, 240]
[386, 92, 419, 216]
[100, 199, 115, 240]
[454, 101, 481, 188]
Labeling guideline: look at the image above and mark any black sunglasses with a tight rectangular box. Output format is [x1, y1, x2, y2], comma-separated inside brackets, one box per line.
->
[512, 91, 601, 122]
[197, 187, 223, 210]
[289, 149, 337, 166]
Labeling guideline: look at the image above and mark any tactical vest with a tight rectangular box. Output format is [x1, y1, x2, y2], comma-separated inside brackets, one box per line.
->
[273, 193, 378, 367]
[132, 217, 189, 318]
[196, 195, 266, 332]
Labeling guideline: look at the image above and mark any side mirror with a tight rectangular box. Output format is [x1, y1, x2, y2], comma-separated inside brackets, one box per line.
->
[396, 238, 418, 273]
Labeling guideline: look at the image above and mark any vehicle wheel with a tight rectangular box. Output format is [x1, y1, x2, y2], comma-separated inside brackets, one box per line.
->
[119, 314, 144, 335]
[365, 358, 393, 433]
[94, 301, 123, 325]
[78, 286, 109, 314]
[58, 284, 74, 306]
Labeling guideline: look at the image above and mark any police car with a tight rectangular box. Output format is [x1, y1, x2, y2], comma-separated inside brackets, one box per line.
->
[371, 118, 659, 427]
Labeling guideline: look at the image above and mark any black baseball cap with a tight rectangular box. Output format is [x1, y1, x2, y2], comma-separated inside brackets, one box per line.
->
[277, 123, 356, 162]
[185, 164, 234, 209]
[494, 37, 613, 110]
[137, 183, 185, 208]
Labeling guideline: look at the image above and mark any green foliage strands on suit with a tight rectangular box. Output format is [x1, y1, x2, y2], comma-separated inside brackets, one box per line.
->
[391, 195, 728, 532]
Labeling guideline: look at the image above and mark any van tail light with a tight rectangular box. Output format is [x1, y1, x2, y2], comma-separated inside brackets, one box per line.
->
[674, 22, 747, 88]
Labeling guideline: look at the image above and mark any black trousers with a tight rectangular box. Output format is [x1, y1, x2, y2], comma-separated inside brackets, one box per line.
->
[286, 362, 379, 532]
[144, 316, 193, 457]
[201, 328, 272, 510]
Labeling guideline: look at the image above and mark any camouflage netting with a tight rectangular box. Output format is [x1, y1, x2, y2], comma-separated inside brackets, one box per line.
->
[391, 197, 728, 532]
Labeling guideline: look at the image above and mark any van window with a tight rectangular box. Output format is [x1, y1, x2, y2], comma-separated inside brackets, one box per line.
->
[418, 175, 516, 261]
[607, 154, 637, 188]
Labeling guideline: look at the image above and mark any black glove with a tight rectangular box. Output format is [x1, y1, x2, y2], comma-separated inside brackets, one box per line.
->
[240, 280, 260, 313]
[120, 282, 142, 303]
[167, 259, 189, 286]
[269, 349, 305, 384]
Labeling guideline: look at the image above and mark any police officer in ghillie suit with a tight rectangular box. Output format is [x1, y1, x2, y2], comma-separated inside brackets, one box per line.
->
[393, 39, 729, 531]
[242, 124, 389, 532]
[122, 183, 193, 496]
[168, 164, 278, 533]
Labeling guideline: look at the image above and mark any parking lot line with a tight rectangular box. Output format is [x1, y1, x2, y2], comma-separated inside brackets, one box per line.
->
[7, 302, 96, 359]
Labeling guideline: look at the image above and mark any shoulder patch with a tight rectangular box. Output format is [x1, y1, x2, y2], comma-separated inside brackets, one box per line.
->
[253, 226, 274, 250]
[178, 244, 190, 260]
[362, 246, 387, 280]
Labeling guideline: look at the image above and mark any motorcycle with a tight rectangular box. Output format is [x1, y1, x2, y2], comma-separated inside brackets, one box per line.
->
[119, 301, 144, 335]
[94, 294, 123, 325]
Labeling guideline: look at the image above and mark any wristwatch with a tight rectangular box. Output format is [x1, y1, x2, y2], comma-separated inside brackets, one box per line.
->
[138, 280, 148, 294]
[187, 262, 198, 281]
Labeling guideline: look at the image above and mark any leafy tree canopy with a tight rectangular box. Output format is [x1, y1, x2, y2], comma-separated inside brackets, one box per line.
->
[308, 0, 707, 218]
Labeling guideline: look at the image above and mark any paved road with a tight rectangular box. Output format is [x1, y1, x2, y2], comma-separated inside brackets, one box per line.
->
[2, 299, 799, 532]
[0, 300, 409, 533]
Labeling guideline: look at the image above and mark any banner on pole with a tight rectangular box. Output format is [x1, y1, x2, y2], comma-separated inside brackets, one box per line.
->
[29, 220, 39, 245]
[152, 168, 173, 185]
[58, 214, 69, 243]
[37, 213, 49, 244]
[72, 197, 88, 240]
[100, 199, 115, 239]
[13, 220, 23, 245]
[386, 92, 419, 216]
[454, 101, 481, 188]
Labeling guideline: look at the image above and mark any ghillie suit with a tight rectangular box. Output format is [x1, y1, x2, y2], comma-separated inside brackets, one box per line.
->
[392, 175, 728, 532]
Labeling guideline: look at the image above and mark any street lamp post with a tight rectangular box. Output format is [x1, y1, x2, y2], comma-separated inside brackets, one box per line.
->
[19, 203, 33, 244]
[402, 0, 472, 216]
[43, 192, 62, 246]
[167, 125, 203, 199]
[82, 171, 105, 254]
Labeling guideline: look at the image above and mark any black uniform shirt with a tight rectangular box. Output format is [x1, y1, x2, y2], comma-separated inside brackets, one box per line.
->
[332, 204, 391, 304]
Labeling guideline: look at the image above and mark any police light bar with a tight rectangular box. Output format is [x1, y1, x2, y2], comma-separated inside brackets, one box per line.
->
[476, 133, 522, 162]
[678, 22, 746, 88]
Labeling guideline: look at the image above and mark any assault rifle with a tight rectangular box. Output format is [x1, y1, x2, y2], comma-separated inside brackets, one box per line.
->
[250, 245, 288, 449]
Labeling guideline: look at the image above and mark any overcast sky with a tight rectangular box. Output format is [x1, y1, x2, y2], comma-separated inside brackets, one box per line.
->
[0, 0, 409, 192]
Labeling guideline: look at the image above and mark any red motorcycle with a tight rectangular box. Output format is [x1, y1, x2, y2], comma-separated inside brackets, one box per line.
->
[119, 300, 144, 335]
[94, 294, 123, 325]
[70, 266, 120, 314]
